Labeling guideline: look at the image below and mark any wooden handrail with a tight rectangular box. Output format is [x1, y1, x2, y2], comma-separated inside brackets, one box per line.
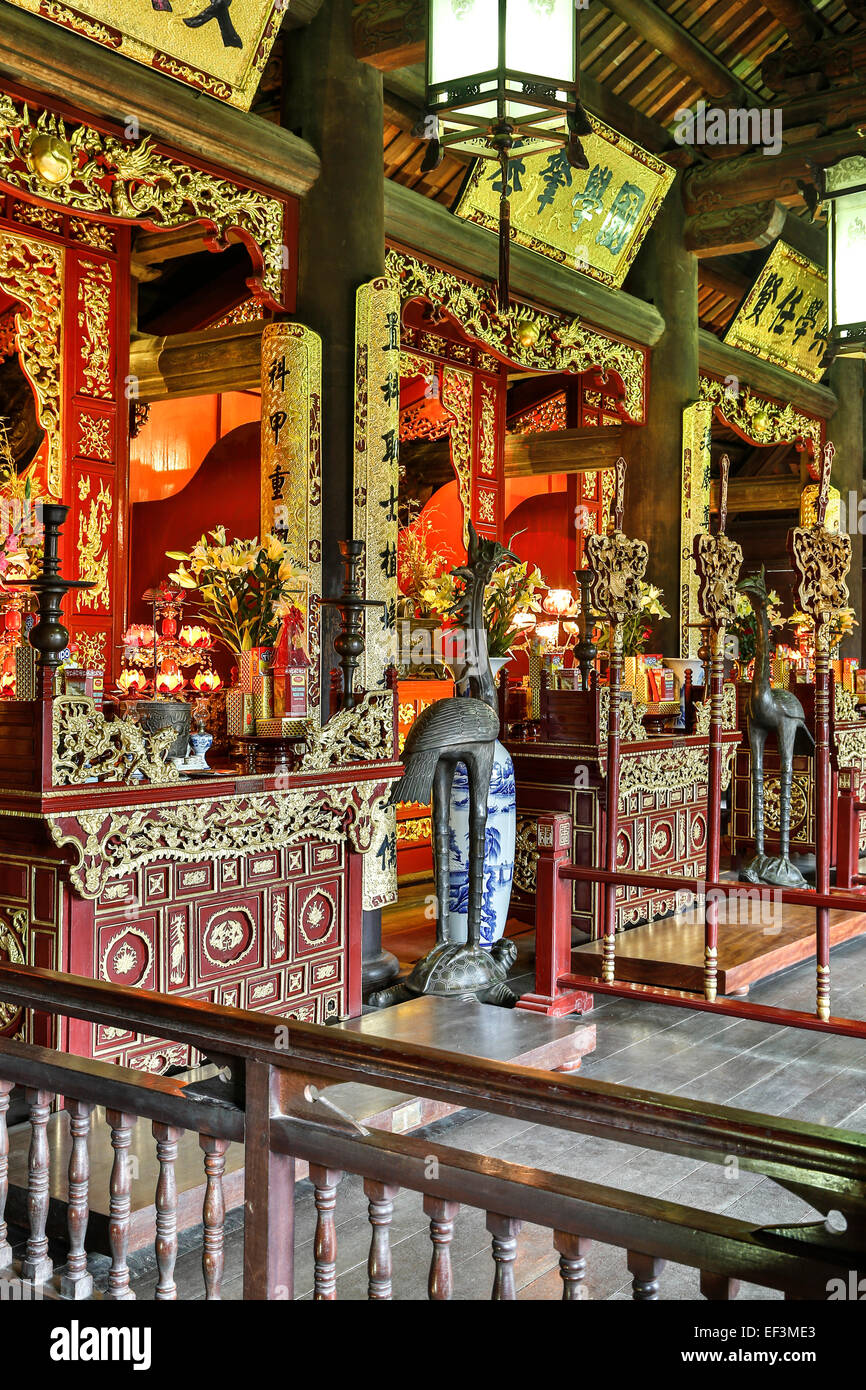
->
[271, 1116, 859, 1297]
[2, 963, 866, 1213]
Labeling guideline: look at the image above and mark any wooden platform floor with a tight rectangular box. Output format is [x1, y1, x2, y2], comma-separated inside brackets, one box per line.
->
[571, 899, 866, 995]
[82, 931, 866, 1300]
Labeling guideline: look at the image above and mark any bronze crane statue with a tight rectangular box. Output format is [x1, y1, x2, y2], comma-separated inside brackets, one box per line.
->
[369, 523, 518, 1008]
[738, 568, 811, 888]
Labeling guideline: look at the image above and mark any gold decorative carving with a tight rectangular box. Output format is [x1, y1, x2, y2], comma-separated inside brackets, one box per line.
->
[52, 696, 180, 787]
[514, 815, 540, 896]
[0, 229, 64, 496]
[46, 777, 396, 900]
[299, 691, 396, 772]
[699, 376, 821, 456]
[78, 413, 113, 461]
[0, 94, 286, 306]
[0, 908, 27, 1029]
[478, 379, 498, 477]
[385, 247, 646, 423]
[764, 775, 809, 832]
[69, 218, 116, 252]
[599, 689, 646, 743]
[440, 365, 473, 547]
[618, 741, 736, 798]
[75, 475, 113, 611]
[585, 533, 649, 624]
[77, 259, 113, 398]
[68, 630, 107, 670]
[680, 401, 713, 658]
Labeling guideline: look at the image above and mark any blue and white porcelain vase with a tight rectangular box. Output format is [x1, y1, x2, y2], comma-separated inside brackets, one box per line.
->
[447, 656, 517, 947]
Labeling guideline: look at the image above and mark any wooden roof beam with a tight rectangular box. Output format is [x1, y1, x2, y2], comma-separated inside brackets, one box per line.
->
[710, 477, 801, 514]
[683, 129, 865, 216]
[600, 0, 751, 104]
[129, 322, 263, 402]
[504, 426, 624, 477]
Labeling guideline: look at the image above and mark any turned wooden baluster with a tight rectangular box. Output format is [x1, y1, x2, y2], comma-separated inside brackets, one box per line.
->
[105, 1109, 137, 1300]
[700, 1271, 740, 1300]
[487, 1212, 521, 1300]
[153, 1122, 183, 1300]
[554, 1231, 591, 1300]
[628, 1250, 665, 1300]
[310, 1165, 342, 1300]
[0, 1080, 13, 1269]
[200, 1134, 230, 1300]
[365, 1179, 399, 1300]
[424, 1196, 459, 1300]
[60, 1099, 94, 1299]
[22, 1088, 53, 1284]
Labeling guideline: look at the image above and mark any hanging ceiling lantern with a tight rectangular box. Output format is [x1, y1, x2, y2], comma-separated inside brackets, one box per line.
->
[423, 0, 587, 309]
[822, 154, 866, 357]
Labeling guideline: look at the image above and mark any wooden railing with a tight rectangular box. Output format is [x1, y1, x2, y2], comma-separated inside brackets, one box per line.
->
[0, 961, 864, 1300]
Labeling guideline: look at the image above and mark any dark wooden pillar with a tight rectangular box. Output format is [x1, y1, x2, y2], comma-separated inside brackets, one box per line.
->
[285, 4, 397, 995]
[623, 174, 698, 654]
[826, 357, 864, 663]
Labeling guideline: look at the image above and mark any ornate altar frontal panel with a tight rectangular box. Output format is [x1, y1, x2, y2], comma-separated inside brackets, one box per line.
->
[723, 241, 828, 384]
[261, 321, 323, 719]
[5, 0, 286, 109]
[455, 117, 675, 291]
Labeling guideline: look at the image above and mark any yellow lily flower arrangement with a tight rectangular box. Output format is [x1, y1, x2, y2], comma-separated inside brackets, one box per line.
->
[167, 529, 307, 655]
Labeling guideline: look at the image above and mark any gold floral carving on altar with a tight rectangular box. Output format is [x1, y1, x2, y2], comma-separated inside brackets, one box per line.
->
[261, 322, 323, 717]
[75, 475, 113, 612]
[693, 685, 738, 736]
[455, 115, 674, 291]
[0, 95, 287, 308]
[300, 691, 396, 773]
[598, 688, 646, 743]
[618, 741, 736, 799]
[0, 229, 63, 497]
[68, 631, 107, 671]
[77, 260, 113, 398]
[440, 366, 473, 547]
[45, 778, 397, 900]
[699, 376, 821, 456]
[514, 815, 540, 895]
[723, 241, 828, 385]
[385, 247, 646, 424]
[4, 0, 287, 111]
[52, 696, 180, 787]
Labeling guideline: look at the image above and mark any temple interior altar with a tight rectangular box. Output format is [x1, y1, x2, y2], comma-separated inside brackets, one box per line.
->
[1, 0, 866, 1326]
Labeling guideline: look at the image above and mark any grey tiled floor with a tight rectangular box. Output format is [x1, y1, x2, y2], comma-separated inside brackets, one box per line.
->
[16, 932, 866, 1300]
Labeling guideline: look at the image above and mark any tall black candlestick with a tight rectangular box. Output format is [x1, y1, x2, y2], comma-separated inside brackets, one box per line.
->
[27, 503, 92, 686]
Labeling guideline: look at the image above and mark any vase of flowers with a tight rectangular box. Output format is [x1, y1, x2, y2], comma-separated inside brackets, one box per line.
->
[423, 554, 544, 947]
[730, 586, 783, 667]
[594, 581, 671, 658]
[168, 527, 306, 655]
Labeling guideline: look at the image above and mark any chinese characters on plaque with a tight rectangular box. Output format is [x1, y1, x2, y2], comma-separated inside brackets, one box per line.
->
[724, 241, 828, 384]
[4, 0, 285, 108]
[455, 115, 674, 290]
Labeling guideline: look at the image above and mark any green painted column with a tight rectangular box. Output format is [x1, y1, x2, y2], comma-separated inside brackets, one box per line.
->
[623, 173, 698, 655]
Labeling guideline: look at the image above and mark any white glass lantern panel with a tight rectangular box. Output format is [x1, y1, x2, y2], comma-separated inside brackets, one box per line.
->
[505, 0, 575, 83]
[833, 190, 866, 329]
[429, 0, 499, 88]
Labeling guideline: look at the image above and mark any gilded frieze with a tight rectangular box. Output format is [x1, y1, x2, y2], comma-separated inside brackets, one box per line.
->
[0, 229, 64, 497]
[385, 247, 646, 424]
[0, 95, 286, 307]
[699, 375, 822, 456]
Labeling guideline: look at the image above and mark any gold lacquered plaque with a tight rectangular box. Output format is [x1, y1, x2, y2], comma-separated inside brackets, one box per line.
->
[724, 241, 828, 384]
[455, 116, 674, 291]
[6, 0, 285, 109]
